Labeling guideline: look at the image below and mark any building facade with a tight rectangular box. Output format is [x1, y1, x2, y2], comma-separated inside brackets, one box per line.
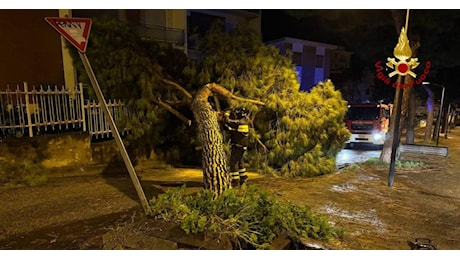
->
[0, 10, 67, 88]
[265, 37, 352, 92]
[1, 9, 351, 95]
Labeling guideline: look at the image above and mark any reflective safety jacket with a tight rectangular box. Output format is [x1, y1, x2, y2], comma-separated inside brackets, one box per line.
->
[223, 111, 250, 147]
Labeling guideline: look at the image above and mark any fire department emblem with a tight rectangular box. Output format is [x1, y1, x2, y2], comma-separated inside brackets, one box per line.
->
[385, 27, 419, 78]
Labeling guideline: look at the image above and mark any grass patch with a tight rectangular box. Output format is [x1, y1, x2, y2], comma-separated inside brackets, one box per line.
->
[0, 159, 49, 187]
[362, 157, 424, 168]
[148, 184, 344, 249]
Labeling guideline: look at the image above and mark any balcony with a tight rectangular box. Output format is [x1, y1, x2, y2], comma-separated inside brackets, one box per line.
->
[133, 24, 185, 47]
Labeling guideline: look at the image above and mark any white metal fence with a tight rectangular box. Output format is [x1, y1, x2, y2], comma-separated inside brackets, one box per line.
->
[0, 82, 129, 140]
[85, 99, 130, 140]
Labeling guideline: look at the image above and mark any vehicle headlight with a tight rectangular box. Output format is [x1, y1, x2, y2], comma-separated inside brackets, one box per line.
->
[373, 133, 383, 141]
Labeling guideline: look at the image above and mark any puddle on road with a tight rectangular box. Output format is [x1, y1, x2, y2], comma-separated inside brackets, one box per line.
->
[321, 205, 387, 233]
[330, 183, 357, 192]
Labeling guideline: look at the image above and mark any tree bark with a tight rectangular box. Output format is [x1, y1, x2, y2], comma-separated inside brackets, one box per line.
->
[400, 75, 414, 144]
[380, 82, 402, 163]
[403, 41, 420, 144]
[423, 85, 435, 143]
[191, 83, 266, 197]
[405, 89, 416, 144]
[191, 85, 230, 197]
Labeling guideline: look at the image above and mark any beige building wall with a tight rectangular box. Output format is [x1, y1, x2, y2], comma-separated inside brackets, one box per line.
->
[165, 10, 186, 30]
[140, 9, 186, 29]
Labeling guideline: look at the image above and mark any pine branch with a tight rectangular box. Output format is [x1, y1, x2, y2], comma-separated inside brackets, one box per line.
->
[153, 98, 192, 126]
[256, 138, 269, 153]
[205, 83, 266, 106]
[160, 78, 193, 100]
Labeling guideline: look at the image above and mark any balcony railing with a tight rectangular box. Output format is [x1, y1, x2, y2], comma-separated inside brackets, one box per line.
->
[133, 24, 185, 46]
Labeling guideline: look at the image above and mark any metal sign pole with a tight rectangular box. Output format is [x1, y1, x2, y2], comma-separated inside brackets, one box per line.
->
[388, 77, 404, 187]
[78, 52, 150, 214]
[387, 10, 412, 187]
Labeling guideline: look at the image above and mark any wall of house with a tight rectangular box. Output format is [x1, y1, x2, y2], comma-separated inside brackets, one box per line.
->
[301, 45, 316, 91]
[0, 10, 65, 88]
[142, 10, 166, 26]
[267, 39, 343, 91]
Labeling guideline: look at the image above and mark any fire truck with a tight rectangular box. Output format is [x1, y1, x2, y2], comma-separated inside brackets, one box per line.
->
[345, 103, 392, 148]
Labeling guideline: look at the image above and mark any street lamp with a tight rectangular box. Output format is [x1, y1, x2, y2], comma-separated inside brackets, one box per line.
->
[422, 82, 445, 146]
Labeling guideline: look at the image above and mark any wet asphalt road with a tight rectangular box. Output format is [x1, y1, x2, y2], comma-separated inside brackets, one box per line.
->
[336, 145, 382, 169]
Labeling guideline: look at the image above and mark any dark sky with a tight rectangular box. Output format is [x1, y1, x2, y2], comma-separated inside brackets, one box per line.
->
[261, 10, 312, 42]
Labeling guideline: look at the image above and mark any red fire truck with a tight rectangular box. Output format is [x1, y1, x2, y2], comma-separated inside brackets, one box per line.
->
[345, 103, 392, 148]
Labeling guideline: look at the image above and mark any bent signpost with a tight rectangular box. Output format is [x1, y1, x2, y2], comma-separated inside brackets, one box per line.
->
[45, 17, 150, 214]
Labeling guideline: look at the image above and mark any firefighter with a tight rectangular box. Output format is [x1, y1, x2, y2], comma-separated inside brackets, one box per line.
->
[222, 107, 250, 187]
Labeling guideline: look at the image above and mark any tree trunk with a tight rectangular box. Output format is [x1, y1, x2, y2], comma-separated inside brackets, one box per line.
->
[400, 75, 414, 144]
[403, 40, 420, 144]
[191, 85, 231, 197]
[405, 89, 416, 144]
[188, 83, 264, 197]
[441, 104, 450, 135]
[380, 85, 402, 163]
[423, 85, 434, 143]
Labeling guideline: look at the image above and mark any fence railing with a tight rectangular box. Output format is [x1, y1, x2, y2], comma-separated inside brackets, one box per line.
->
[85, 99, 130, 140]
[0, 82, 128, 140]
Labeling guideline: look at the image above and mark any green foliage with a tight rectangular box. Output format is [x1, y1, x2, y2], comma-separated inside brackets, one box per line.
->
[193, 23, 350, 177]
[0, 159, 48, 187]
[396, 160, 425, 168]
[363, 157, 425, 168]
[148, 184, 343, 249]
[362, 157, 385, 166]
[253, 80, 350, 177]
[69, 18, 350, 175]
[66, 18, 198, 162]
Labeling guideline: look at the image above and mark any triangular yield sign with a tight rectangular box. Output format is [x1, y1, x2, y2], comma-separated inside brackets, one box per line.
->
[45, 17, 92, 53]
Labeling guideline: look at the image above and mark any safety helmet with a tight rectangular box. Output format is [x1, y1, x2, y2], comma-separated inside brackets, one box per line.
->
[234, 107, 249, 119]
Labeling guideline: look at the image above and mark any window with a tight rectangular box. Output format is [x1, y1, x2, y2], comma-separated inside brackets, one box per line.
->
[315, 55, 324, 68]
[293, 52, 302, 65]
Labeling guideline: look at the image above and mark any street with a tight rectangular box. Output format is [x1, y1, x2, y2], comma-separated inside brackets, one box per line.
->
[336, 146, 382, 169]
